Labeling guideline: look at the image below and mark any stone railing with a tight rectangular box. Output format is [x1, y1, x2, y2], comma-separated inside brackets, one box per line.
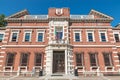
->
[70, 15, 94, 19]
[49, 39, 68, 45]
[24, 15, 48, 19]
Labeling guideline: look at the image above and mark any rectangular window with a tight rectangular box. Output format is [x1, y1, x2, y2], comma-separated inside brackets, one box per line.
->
[100, 33, 106, 42]
[88, 33, 93, 42]
[75, 33, 80, 42]
[6, 53, 15, 66]
[35, 54, 42, 66]
[114, 34, 119, 42]
[37, 33, 43, 42]
[11, 33, 18, 42]
[103, 53, 112, 66]
[0, 34, 4, 42]
[76, 54, 83, 66]
[55, 27, 63, 40]
[25, 33, 31, 42]
[20, 53, 29, 66]
[89, 54, 97, 66]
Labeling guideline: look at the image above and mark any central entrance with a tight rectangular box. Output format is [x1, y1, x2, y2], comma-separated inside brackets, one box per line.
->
[53, 51, 65, 73]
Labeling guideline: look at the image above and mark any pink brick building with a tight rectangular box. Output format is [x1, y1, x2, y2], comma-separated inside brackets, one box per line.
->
[0, 8, 120, 76]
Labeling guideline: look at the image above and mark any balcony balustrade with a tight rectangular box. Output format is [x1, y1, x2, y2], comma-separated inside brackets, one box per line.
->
[24, 15, 48, 19]
[70, 15, 94, 19]
[49, 39, 68, 45]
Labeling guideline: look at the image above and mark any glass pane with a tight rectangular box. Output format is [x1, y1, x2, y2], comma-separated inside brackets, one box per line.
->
[12, 33, 17, 41]
[38, 33, 43, 42]
[76, 54, 83, 66]
[25, 33, 30, 42]
[35, 54, 42, 66]
[103, 54, 111, 66]
[56, 32, 62, 40]
[21, 54, 28, 66]
[88, 33, 93, 42]
[0, 34, 3, 42]
[7, 54, 15, 66]
[75, 33, 80, 42]
[90, 54, 97, 66]
[101, 33, 106, 42]
[114, 34, 119, 42]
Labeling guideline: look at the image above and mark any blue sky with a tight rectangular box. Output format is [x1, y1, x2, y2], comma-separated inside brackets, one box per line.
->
[0, 0, 120, 26]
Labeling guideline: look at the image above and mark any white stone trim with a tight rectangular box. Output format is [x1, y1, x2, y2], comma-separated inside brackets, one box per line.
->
[73, 45, 114, 47]
[70, 26, 112, 29]
[99, 30, 108, 42]
[36, 29, 45, 42]
[116, 46, 120, 48]
[113, 51, 118, 54]
[73, 30, 82, 42]
[0, 51, 5, 54]
[2, 41, 7, 43]
[114, 56, 118, 58]
[116, 65, 120, 67]
[23, 30, 32, 42]
[3, 45, 45, 48]
[86, 30, 95, 42]
[9, 30, 20, 42]
[6, 26, 48, 29]
[115, 60, 119, 62]
[0, 56, 4, 58]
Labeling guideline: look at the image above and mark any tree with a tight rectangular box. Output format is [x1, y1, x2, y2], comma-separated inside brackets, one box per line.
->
[0, 14, 6, 27]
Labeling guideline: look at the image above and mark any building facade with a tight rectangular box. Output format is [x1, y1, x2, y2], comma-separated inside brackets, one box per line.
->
[0, 8, 120, 75]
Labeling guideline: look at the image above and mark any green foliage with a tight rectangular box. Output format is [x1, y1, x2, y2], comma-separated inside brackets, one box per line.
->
[0, 14, 6, 27]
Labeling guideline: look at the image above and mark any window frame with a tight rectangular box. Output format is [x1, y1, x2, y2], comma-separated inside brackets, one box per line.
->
[36, 30, 45, 42]
[113, 31, 120, 42]
[10, 30, 19, 42]
[89, 53, 98, 67]
[20, 53, 29, 66]
[23, 30, 32, 42]
[34, 53, 42, 66]
[99, 30, 108, 42]
[73, 30, 82, 42]
[54, 26, 64, 40]
[114, 34, 120, 42]
[0, 33, 4, 42]
[103, 52, 113, 66]
[6, 53, 15, 66]
[75, 52, 84, 66]
[86, 30, 95, 42]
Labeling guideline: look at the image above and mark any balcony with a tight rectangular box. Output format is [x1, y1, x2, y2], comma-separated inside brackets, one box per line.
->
[24, 15, 48, 19]
[70, 15, 94, 19]
[49, 39, 68, 45]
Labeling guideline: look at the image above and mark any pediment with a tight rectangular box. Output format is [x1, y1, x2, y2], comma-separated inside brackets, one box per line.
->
[89, 9, 113, 20]
[7, 9, 29, 18]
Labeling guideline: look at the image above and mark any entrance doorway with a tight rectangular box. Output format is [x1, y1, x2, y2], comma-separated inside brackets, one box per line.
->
[53, 51, 65, 73]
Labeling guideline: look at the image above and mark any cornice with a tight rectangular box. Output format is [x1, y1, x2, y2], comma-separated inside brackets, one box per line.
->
[70, 26, 112, 29]
[6, 26, 48, 29]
